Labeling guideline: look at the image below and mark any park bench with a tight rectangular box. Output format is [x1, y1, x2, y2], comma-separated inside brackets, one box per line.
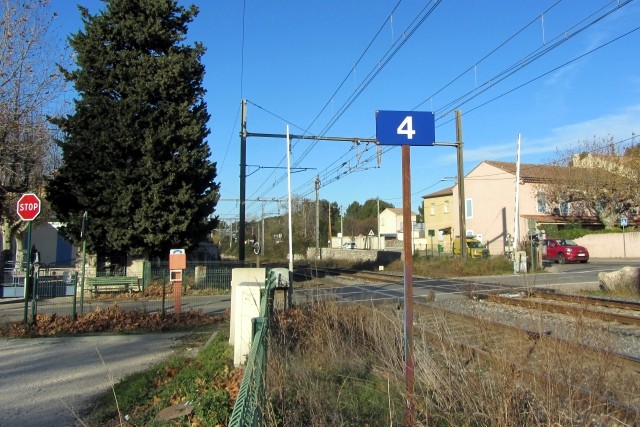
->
[85, 276, 140, 294]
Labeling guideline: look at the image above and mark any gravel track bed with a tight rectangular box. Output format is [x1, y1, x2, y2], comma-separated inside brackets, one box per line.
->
[429, 295, 640, 357]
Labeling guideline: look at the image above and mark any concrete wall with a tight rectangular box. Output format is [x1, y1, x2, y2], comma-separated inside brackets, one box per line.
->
[574, 232, 640, 258]
[306, 248, 401, 264]
[329, 235, 385, 250]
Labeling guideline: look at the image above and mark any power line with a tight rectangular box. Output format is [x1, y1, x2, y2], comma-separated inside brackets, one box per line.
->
[239, 0, 638, 211]
[308, 0, 638, 195]
[244, 1, 444, 207]
[433, 0, 636, 121]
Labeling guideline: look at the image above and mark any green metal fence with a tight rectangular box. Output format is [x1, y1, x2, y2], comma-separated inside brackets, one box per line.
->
[1, 261, 250, 323]
[228, 269, 277, 427]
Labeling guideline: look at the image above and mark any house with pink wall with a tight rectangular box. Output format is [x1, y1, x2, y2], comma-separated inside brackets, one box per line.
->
[445, 161, 600, 255]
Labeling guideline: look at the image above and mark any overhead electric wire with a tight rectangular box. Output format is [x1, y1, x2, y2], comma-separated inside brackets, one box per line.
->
[432, 0, 635, 121]
[296, 0, 444, 166]
[243, 0, 421, 210]
[247, 0, 445, 206]
[436, 19, 640, 128]
[242, 0, 637, 214]
[412, 0, 563, 111]
[252, 0, 560, 201]
[289, 0, 404, 153]
[306, 0, 637, 196]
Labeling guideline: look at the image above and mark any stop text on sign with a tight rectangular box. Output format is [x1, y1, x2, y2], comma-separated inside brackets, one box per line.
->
[16, 193, 41, 221]
[19, 202, 39, 211]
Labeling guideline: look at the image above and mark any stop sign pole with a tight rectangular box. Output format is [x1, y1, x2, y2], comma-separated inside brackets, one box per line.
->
[16, 193, 41, 324]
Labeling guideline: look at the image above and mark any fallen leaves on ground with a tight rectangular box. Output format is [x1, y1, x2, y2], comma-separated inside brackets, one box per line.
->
[2, 304, 228, 337]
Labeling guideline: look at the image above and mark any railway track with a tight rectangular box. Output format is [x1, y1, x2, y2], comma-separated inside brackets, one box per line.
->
[532, 289, 640, 311]
[478, 291, 640, 327]
[296, 266, 402, 283]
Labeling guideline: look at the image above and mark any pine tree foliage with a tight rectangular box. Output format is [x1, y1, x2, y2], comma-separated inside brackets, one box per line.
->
[47, 0, 219, 257]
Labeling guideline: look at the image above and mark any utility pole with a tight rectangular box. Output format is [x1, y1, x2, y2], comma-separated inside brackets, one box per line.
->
[315, 175, 320, 259]
[456, 110, 467, 260]
[239, 100, 247, 261]
[431, 110, 466, 259]
[377, 197, 381, 250]
[340, 207, 344, 248]
[328, 205, 332, 248]
[514, 134, 522, 256]
[261, 203, 265, 257]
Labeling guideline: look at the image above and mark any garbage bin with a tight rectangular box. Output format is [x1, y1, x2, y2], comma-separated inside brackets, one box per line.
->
[437, 244, 443, 254]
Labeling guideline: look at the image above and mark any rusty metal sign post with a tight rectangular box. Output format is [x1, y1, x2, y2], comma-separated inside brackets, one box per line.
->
[376, 111, 435, 425]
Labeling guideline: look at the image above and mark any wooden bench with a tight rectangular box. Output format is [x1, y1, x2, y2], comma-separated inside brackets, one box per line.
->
[85, 276, 140, 294]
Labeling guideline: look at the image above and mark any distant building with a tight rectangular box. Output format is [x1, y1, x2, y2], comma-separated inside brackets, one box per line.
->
[436, 160, 603, 256]
[1, 222, 76, 267]
[379, 208, 417, 241]
[422, 186, 455, 246]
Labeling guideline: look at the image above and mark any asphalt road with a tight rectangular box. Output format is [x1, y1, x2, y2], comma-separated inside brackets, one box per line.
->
[0, 332, 200, 427]
[298, 258, 640, 304]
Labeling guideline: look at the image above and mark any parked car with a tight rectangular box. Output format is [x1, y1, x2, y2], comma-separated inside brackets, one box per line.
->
[342, 242, 357, 250]
[452, 236, 489, 258]
[542, 238, 589, 264]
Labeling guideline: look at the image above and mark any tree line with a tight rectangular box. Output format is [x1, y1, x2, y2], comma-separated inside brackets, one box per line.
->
[214, 197, 396, 258]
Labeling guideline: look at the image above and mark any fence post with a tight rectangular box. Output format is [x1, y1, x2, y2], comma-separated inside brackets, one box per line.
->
[72, 272, 78, 320]
[161, 269, 166, 318]
[31, 268, 39, 323]
[142, 260, 150, 292]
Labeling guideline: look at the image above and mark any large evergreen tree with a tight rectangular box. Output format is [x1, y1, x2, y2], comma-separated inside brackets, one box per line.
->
[47, 0, 219, 258]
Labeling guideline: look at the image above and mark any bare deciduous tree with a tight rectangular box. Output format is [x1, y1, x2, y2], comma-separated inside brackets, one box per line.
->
[0, 0, 68, 265]
[540, 136, 640, 229]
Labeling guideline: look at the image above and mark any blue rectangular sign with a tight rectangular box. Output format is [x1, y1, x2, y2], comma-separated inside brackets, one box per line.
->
[375, 110, 435, 146]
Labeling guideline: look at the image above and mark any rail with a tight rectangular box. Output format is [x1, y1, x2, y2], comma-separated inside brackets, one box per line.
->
[482, 292, 640, 328]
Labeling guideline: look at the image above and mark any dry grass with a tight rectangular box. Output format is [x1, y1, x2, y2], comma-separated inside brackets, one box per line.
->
[389, 256, 514, 278]
[265, 300, 640, 426]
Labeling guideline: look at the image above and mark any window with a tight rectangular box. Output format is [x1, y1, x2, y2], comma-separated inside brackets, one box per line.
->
[536, 192, 547, 213]
[444, 200, 449, 213]
[430, 203, 435, 215]
[560, 202, 569, 215]
[465, 198, 473, 219]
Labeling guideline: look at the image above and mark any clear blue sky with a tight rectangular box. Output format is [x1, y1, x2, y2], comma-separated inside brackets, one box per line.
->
[51, 0, 640, 224]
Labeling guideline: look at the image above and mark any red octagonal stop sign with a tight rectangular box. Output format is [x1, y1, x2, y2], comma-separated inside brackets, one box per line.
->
[16, 193, 41, 221]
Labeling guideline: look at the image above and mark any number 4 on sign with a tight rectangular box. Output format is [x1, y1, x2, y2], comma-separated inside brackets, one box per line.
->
[375, 110, 435, 146]
[397, 116, 415, 140]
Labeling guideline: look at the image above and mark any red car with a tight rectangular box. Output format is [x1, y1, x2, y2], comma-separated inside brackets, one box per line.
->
[542, 238, 589, 264]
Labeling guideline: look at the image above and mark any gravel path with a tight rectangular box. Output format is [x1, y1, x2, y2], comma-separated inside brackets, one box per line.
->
[0, 332, 195, 427]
